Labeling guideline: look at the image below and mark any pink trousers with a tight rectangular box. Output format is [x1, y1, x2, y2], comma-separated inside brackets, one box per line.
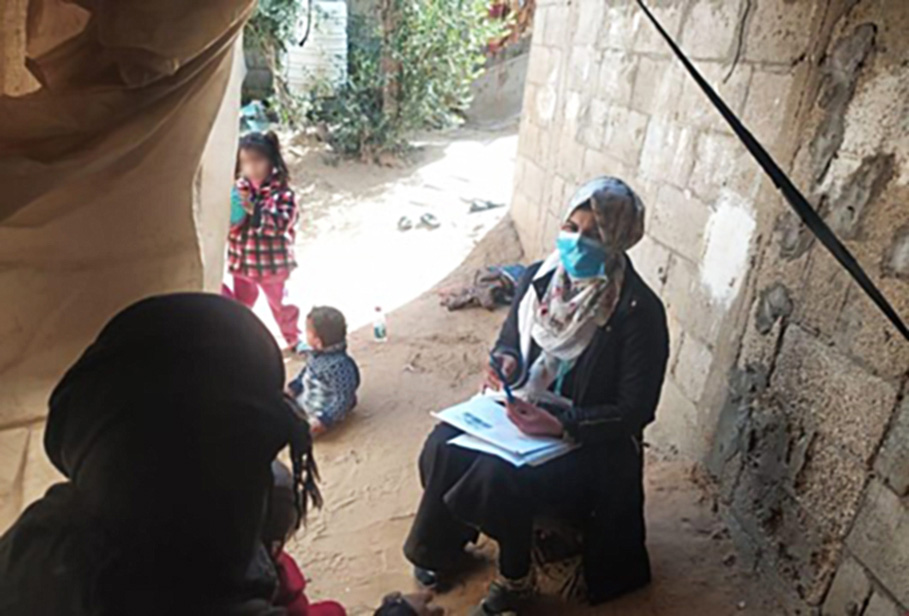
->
[223, 273, 300, 347]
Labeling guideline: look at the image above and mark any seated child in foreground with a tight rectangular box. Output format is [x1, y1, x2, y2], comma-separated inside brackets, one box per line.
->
[288, 306, 360, 435]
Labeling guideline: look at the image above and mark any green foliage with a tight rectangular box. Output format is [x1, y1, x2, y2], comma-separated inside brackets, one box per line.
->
[311, 0, 507, 160]
[244, 0, 306, 125]
[245, 0, 300, 57]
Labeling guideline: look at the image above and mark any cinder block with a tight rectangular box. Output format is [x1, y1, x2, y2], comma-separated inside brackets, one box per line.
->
[790, 432, 868, 541]
[599, 3, 638, 51]
[836, 278, 909, 381]
[577, 98, 610, 150]
[797, 248, 851, 338]
[539, 209, 563, 255]
[672, 60, 752, 133]
[638, 119, 697, 188]
[875, 398, 909, 497]
[822, 556, 871, 616]
[846, 480, 909, 608]
[518, 120, 553, 168]
[600, 106, 649, 167]
[863, 591, 905, 616]
[679, 0, 744, 60]
[597, 50, 638, 107]
[741, 70, 796, 156]
[662, 253, 726, 345]
[555, 132, 587, 185]
[630, 56, 685, 116]
[649, 184, 710, 263]
[731, 457, 838, 605]
[772, 325, 898, 465]
[580, 148, 634, 185]
[743, 0, 819, 64]
[645, 377, 702, 458]
[533, 84, 559, 126]
[689, 131, 762, 203]
[672, 332, 714, 404]
[526, 45, 556, 86]
[627, 234, 671, 293]
[567, 45, 597, 93]
[573, 0, 604, 46]
[540, 3, 571, 47]
[519, 158, 548, 209]
[633, 0, 687, 55]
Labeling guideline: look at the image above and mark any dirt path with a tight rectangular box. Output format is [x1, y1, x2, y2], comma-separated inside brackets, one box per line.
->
[271, 127, 781, 615]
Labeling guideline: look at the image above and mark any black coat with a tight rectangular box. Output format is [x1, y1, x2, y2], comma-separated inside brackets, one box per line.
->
[494, 259, 670, 603]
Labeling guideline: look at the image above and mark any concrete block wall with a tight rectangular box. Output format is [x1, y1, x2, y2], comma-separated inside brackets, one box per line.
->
[510, 0, 909, 613]
[512, 0, 805, 461]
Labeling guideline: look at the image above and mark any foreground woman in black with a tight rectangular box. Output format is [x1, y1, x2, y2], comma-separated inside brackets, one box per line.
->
[0, 294, 320, 616]
[403, 177, 670, 615]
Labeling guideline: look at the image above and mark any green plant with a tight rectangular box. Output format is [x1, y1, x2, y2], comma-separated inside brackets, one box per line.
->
[245, 0, 307, 125]
[311, 0, 507, 161]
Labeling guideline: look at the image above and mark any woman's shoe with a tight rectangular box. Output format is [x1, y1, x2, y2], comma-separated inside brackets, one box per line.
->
[472, 574, 535, 615]
[413, 566, 440, 590]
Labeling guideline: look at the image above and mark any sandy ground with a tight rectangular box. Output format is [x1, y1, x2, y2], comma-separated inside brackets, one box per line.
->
[248, 125, 781, 615]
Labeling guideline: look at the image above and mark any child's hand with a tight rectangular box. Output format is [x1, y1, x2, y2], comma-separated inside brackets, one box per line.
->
[237, 185, 254, 213]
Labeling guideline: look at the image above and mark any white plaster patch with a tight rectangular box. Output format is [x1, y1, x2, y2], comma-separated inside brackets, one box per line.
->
[699, 191, 756, 308]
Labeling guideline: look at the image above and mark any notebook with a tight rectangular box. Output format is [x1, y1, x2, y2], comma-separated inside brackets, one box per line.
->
[432, 395, 577, 467]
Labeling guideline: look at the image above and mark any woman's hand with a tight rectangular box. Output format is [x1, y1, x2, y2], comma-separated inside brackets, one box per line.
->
[506, 399, 564, 438]
[482, 353, 517, 392]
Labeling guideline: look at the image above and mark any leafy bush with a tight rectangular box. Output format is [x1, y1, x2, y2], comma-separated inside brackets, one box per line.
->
[311, 0, 507, 161]
[244, 0, 306, 125]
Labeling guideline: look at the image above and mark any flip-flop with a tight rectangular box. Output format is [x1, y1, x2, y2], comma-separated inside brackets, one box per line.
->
[398, 215, 414, 231]
[468, 199, 506, 213]
[419, 213, 441, 229]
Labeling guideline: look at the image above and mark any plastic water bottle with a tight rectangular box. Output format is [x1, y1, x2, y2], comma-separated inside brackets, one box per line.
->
[373, 306, 387, 342]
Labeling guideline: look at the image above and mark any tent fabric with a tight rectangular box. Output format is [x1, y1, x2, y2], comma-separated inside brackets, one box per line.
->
[1, 0, 254, 224]
[0, 0, 252, 531]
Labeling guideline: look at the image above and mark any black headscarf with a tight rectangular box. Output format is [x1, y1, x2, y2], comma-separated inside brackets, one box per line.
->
[0, 293, 317, 615]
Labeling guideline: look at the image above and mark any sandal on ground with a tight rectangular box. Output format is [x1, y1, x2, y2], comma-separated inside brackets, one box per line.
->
[468, 199, 505, 213]
[398, 216, 414, 231]
[418, 213, 441, 229]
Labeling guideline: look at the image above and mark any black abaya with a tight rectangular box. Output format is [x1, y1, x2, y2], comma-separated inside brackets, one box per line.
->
[404, 261, 669, 605]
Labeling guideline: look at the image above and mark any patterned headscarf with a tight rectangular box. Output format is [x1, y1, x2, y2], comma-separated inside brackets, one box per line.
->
[516, 177, 645, 399]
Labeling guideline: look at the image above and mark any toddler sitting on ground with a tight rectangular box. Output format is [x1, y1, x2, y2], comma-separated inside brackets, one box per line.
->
[288, 306, 360, 435]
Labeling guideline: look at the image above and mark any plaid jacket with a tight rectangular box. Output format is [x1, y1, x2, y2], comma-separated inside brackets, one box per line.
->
[227, 177, 298, 278]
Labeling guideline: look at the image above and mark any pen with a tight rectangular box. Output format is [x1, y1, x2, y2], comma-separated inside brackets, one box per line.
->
[488, 352, 517, 404]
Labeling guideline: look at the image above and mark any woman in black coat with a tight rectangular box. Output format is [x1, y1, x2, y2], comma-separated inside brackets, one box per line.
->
[403, 177, 670, 615]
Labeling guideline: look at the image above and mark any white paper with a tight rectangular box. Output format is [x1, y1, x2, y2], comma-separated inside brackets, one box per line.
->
[448, 433, 576, 468]
[432, 395, 561, 456]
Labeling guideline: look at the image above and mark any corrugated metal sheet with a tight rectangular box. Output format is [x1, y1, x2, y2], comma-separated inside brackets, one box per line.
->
[285, 0, 347, 93]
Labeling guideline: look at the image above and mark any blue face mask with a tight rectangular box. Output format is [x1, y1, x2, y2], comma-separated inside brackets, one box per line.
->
[556, 231, 607, 279]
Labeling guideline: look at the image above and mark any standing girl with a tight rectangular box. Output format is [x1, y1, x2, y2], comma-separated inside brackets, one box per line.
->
[225, 131, 302, 351]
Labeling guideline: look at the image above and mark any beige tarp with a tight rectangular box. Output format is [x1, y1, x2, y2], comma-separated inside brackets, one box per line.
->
[0, 0, 251, 529]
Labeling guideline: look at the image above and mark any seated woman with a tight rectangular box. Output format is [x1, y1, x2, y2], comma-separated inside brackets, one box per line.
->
[403, 177, 670, 614]
[0, 294, 321, 616]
